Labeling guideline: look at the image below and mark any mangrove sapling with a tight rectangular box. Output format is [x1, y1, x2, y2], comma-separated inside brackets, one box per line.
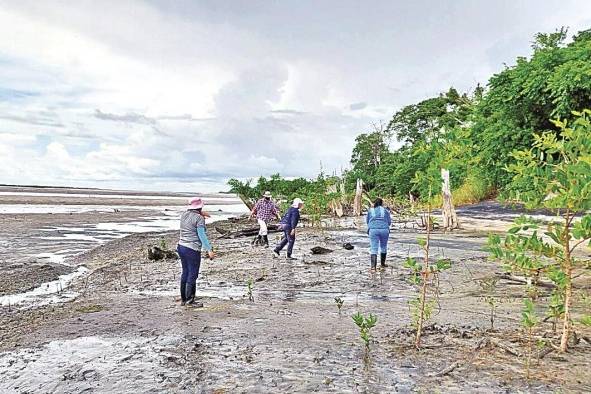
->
[521, 299, 539, 379]
[352, 312, 378, 363]
[478, 277, 499, 330]
[159, 237, 167, 251]
[246, 278, 254, 302]
[403, 188, 452, 348]
[334, 297, 344, 315]
[488, 110, 591, 352]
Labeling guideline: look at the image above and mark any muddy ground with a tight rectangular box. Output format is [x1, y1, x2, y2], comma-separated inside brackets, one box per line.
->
[0, 208, 590, 393]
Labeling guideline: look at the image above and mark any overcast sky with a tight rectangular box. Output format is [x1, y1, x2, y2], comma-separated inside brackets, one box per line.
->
[0, 1, 590, 192]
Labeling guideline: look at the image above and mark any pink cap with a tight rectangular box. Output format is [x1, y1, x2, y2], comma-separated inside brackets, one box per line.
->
[187, 197, 204, 210]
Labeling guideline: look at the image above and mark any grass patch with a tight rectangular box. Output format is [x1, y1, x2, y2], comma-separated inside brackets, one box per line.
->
[431, 174, 495, 207]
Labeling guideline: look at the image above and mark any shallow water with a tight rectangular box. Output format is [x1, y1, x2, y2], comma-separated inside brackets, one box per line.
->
[0, 190, 249, 308]
[0, 266, 89, 307]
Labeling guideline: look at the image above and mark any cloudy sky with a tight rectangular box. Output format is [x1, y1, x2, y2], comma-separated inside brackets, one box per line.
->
[0, 1, 590, 192]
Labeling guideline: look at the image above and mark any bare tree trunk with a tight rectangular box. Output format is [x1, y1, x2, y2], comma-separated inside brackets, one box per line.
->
[238, 194, 254, 211]
[327, 184, 344, 217]
[353, 178, 363, 216]
[441, 168, 459, 230]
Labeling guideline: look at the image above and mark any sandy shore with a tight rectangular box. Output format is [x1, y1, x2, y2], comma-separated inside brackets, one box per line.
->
[0, 209, 590, 393]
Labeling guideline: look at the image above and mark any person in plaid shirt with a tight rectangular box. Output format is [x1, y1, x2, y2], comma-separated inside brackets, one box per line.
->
[249, 191, 281, 247]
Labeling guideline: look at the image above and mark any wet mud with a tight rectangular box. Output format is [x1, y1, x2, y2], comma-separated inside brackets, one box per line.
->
[0, 198, 590, 392]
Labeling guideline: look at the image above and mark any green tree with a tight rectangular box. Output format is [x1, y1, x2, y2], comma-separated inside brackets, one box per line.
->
[488, 110, 591, 352]
[472, 28, 591, 189]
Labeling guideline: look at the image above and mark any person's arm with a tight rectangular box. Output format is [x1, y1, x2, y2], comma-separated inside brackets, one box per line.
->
[386, 209, 392, 228]
[197, 227, 212, 251]
[290, 209, 299, 234]
[366, 208, 371, 225]
[249, 202, 258, 219]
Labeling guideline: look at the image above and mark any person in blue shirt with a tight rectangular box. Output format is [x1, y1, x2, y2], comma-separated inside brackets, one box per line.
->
[273, 198, 303, 260]
[366, 197, 391, 270]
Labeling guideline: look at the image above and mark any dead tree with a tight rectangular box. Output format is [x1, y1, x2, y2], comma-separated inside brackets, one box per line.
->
[441, 168, 459, 230]
[353, 178, 363, 216]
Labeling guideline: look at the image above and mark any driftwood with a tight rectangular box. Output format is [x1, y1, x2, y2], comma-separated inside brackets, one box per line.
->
[311, 246, 333, 255]
[147, 246, 177, 261]
[215, 225, 280, 239]
[496, 272, 556, 289]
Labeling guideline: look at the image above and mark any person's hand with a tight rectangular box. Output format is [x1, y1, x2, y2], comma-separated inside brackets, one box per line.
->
[290, 229, 295, 236]
[208, 250, 216, 259]
[201, 210, 211, 218]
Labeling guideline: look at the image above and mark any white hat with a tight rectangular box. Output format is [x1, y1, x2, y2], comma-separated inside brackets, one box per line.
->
[263, 191, 272, 198]
[292, 197, 304, 208]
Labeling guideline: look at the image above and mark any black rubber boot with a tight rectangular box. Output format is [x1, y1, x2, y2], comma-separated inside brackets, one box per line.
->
[185, 283, 195, 304]
[251, 235, 261, 246]
[370, 254, 377, 270]
[380, 253, 388, 267]
[262, 235, 269, 248]
[180, 282, 187, 305]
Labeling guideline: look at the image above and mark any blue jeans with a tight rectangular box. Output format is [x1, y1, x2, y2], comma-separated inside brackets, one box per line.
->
[369, 228, 389, 254]
[177, 244, 201, 301]
[274, 229, 296, 257]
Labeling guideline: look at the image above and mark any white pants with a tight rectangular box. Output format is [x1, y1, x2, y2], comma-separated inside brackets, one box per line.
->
[257, 219, 268, 236]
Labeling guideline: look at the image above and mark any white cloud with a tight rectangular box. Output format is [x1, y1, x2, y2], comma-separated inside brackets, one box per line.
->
[0, 0, 590, 191]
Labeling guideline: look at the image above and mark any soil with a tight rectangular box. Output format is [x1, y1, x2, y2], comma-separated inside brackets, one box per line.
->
[1, 207, 590, 393]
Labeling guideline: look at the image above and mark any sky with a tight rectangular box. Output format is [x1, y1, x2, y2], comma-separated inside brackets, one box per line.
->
[0, 1, 590, 193]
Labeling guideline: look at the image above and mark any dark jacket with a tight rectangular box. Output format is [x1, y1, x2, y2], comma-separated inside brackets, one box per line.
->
[280, 207, 300, 231]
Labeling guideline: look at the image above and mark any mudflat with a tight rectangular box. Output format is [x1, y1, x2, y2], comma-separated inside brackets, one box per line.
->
[1, 205, 590, 393]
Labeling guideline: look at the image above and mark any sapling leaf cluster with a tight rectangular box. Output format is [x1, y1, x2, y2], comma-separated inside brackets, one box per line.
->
[334, 297, 344, 315]
[488, 111, 591, 353]
[352, 312, 378, 360]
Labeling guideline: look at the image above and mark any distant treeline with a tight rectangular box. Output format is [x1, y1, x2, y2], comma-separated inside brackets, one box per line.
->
[229, 28, 591, 208]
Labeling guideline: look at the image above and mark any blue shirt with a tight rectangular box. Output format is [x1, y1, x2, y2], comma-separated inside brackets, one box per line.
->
[280, 207, 300, 231]
[366, 206, 391, 230]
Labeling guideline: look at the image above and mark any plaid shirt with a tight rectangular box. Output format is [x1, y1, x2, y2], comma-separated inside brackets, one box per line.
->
[253, 198, 279, 221]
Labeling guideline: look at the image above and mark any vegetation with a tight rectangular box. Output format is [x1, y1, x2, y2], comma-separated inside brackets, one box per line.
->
[403, 190, 452, 347]
[228, 173, 343, 217]
[488, 110, 591, 352]
[334, 296, 344, 315]
[229, 29, 591, 212]
[352, 312, 378, 362]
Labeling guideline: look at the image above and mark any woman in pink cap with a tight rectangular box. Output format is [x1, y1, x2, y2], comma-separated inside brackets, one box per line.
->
[177, 197, 215, 307]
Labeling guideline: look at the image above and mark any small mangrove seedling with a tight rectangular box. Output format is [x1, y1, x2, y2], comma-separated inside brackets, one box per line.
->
[159, 237, 168, 250]
[334, 297, 344, 315]
[521, 298, 539, 380]
[352, 312, 378, 362]
[478, 277, 499, 330]
[246, 277, 254, 302]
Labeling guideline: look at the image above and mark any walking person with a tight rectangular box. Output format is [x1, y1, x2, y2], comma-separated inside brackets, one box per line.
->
[273, 198, 303, 259]
[177, 197, 215, 308]
[366, 198, 391, 271]
[249, 191, 281, 247]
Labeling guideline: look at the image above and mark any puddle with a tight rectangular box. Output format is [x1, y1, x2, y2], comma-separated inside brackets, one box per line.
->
[0, 266, 89, 308]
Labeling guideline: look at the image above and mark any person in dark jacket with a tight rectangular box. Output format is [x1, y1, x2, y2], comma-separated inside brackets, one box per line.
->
[366, 197, 391, 270]
[273, 198, 303, 259]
